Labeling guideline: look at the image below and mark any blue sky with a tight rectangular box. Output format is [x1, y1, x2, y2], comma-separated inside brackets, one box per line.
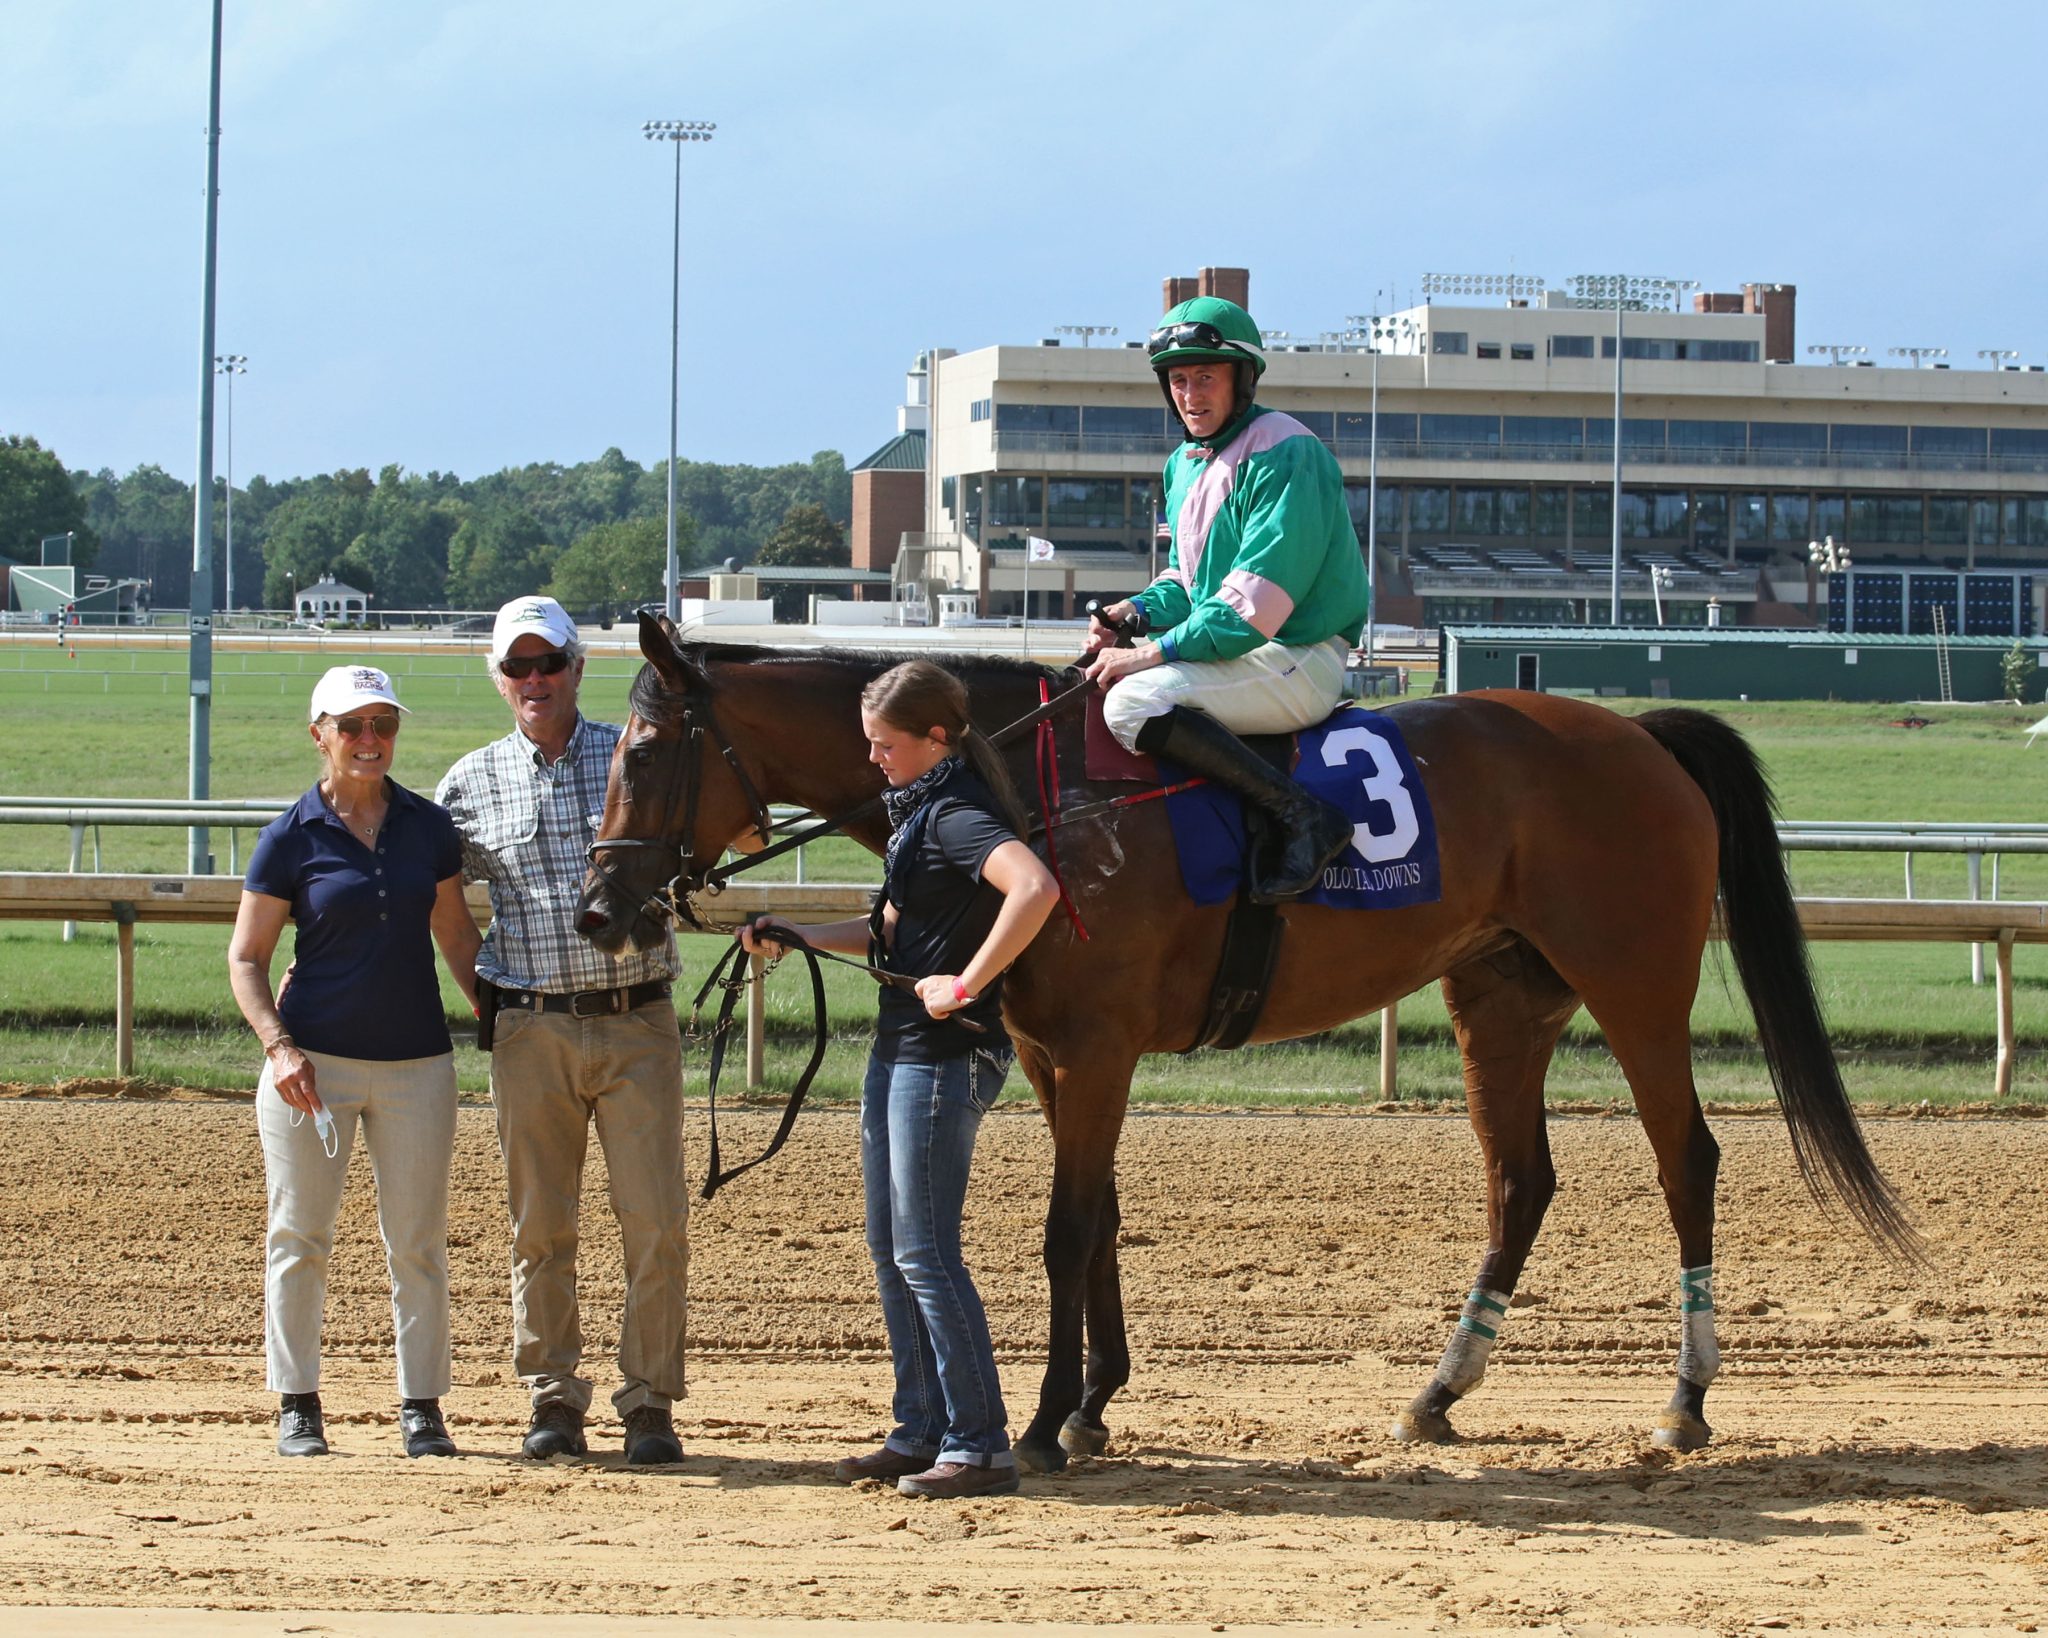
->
[5, 0, 2045, 486]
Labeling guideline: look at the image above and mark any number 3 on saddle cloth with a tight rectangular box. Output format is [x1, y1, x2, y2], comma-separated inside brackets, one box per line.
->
[1081, 692, 1443, 911]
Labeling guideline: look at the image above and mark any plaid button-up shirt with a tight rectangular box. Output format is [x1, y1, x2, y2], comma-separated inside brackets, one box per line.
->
[436, 715, 677, 994]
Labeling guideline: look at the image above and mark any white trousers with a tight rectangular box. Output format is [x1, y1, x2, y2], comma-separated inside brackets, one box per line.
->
[258, 1048, 458, 1400]
[1102, 634, 1352, 750]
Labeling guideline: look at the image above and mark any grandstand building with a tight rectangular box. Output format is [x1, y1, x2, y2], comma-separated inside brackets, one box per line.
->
[907, 269, 2048, 636]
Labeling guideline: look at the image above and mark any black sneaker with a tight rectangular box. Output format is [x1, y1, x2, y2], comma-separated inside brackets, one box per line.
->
[277, 1392, 327, 1457]
[623, 1404, 683, 1466]
[400, 1397, 457, 1458]
[521, 1401, 587, 1460]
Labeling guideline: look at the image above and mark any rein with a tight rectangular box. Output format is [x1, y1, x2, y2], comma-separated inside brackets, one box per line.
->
[595, 665, 1099, 1199]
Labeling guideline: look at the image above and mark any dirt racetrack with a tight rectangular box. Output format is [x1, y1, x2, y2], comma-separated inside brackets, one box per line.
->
[1, 1097, 2045, 1635]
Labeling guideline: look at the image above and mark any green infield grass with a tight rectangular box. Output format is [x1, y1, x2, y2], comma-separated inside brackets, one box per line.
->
[2, 641, 2047, 1106]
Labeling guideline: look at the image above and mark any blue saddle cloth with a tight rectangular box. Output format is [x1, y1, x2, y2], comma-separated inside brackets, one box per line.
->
[1161, 705, 1442, 910]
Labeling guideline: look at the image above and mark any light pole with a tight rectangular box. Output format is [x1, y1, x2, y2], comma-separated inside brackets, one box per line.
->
[1807, 344, 1867, 366]
[188, 0, 225, 875]
[1888, 346, 1949, 369]
[643, 118, 716, 622]
[1809, 534, 1852, 630]
[214, 354, 245, 613]
[1054, 325, 1117, 347]
[1346, 311, 1418, 666]
[1569, 275, 1699, 623]
[1978, 348, 2020, 371]
[1650, 563, 1674, 626]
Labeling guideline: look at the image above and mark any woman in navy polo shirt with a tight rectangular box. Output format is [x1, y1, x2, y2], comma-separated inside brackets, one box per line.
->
[741, 660, 1058, 1500]
[228, 665, 481, 1460]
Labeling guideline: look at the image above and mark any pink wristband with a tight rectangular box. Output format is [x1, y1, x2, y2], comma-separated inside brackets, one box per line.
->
[952, 977, 972, 1004]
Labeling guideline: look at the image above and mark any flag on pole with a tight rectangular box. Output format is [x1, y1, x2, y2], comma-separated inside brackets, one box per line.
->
[1025, 535, 1056, 563]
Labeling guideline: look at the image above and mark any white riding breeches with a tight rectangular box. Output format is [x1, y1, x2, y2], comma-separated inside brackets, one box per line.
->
[1102, 635, 1352, 751]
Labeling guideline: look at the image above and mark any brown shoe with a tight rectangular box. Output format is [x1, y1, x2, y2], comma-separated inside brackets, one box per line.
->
[897, 1460, 1021, 1499]
[832, 1446, 931, 1483]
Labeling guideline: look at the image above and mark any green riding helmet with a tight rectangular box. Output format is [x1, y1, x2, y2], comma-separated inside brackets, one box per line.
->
[1145, 296, 1269, 377]
[1147, 296, 1266, 437]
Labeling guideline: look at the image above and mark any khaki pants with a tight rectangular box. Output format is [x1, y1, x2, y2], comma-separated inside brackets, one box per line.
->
[258, 1049, 457, 1401]
[490, 1000, 687, 1416]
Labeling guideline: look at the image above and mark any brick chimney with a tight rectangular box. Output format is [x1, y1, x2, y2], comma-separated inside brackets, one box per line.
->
[1743, 282, 1796, 362]
[1692, 291, 1744, 315]
[1197, 266, 1250, 308]
[1162, 275, 1199, 311]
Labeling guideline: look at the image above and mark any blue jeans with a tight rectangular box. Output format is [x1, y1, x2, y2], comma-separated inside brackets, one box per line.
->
[862, 1045, 1014, 1468]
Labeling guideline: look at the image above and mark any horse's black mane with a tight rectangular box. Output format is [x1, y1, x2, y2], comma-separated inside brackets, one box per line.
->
[629, 639, 1066, 726]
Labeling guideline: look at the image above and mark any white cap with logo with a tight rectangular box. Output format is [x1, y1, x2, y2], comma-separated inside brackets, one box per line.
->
[308, 664, 408, 723]
[491, 596, 579, 664]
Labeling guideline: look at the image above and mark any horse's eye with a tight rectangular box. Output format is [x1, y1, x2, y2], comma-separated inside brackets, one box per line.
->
[627, 745, 655, 766]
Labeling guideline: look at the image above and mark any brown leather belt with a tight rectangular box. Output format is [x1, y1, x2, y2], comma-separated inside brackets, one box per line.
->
[495, 980, 671, 1019]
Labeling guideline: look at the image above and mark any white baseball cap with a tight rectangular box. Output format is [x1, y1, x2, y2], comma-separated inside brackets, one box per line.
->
[308, 664, 408, 723]
[491, 596, 579, 664]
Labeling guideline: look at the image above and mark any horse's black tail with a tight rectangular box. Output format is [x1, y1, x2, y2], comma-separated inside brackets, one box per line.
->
[1637, 708, 1921, 1259]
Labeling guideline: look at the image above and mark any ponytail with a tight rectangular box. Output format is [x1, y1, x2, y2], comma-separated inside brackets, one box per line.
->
[861, 660, 1029, 838]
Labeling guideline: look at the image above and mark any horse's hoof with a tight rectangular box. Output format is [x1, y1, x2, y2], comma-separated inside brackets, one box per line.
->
[1651, 1410, 1713, 1451]
[1058, 1413, 1111, 1458]
[1389, 1409, 1459, 1444]
[1012, 1438, 1068, 1476]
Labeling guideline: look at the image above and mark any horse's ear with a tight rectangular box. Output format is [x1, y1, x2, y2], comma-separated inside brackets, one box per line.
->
[636, 608, 708, 691]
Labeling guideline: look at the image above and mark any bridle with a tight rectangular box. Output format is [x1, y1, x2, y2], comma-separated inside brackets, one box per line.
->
[583, 688, 778, 936]
[586, 669, 1098, 937]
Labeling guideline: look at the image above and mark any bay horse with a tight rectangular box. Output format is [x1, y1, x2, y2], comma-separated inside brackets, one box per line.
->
[579, 612, 1914, 1473]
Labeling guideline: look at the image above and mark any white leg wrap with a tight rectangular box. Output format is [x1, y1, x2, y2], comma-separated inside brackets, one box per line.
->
[1431, 1287, 1511, 1396]
[1676, 1264, 1721, 1386]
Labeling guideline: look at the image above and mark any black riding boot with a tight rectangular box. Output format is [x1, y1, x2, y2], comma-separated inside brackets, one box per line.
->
[1135, 706, 1355, 904]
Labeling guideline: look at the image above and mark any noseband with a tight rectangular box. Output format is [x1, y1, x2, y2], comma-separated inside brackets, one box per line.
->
[585, 692, 775, 935]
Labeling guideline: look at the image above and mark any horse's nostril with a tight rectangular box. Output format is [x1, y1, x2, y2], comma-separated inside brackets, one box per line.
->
[576, 908, 609, 935]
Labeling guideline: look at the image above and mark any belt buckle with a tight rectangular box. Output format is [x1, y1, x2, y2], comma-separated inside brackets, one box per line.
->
[569, 989, 616, 1019]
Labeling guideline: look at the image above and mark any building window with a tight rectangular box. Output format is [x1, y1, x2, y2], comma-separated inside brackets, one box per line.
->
[1734, 494, 1769, 542]
[1046, 480, 1126, 530]
[1693, 491, 1728, 549]
[1430, 331, 1468, 356]
[1409, 487, 1451, 533]
[1476, 342, 1502, 360]
[1454, 488, 1498, 535]
[1572, 489, 1612, 540]
[1510, 342, 1535, 361]
[1420, 413, 1501, 450]
[969, 399, 991, 422]
[1586, 418, 1667, 454]
[994, 403, 1079, 434]
[1769, 493, 1811, 542]
[986, 476, 1043, 529]
[1992, 428, 2048, 470]
[1667, 420, 1748, 461]
[1081, 406, 1168, 450]
[1686, 340, 1761, 363]
[1496, 487, 1531, 537]
[1832, 425, 1909, 462]
[940, 475, 957, 512]
[1504, 415, 1582, 453]
[1927, 497, 1969, 546]
[1602, 336, 1680, 361]
[1531, 487, 1569, 538]
[1749, 422, 1830, 465]
[1549, 335, 1595, 359]
[1814, 494, 1847, 543]
[1271, 408, 1334, 444]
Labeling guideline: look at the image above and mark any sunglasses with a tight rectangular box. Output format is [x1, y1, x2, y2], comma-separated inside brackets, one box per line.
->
[330, 713, 400, 740]
[1145, 320, 1257, 359]
[498, 649, 572, 680]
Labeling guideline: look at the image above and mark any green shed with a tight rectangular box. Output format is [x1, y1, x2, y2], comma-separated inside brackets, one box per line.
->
[1440, 625, 2048, 703]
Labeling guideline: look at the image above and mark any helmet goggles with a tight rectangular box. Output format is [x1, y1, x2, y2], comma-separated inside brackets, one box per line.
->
[1146, 320, 1261, 361]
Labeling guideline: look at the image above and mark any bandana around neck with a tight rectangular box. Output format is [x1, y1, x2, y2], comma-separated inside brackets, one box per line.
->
[882, 753, 965, 879]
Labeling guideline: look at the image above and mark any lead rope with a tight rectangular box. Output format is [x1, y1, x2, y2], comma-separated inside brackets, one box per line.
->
[691, 936, 827, 1200]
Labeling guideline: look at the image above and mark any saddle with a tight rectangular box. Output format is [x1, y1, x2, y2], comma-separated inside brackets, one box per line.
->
[1074, 692, 1440, 1052]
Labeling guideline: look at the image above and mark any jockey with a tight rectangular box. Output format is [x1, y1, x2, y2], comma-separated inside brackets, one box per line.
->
[1082, 295, 1371, 902]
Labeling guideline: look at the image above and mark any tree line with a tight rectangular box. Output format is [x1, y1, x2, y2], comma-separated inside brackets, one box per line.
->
[0, 434, 855, 614]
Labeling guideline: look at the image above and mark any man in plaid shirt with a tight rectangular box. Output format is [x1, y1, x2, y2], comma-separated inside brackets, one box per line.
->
[437, 596, 687, 1466]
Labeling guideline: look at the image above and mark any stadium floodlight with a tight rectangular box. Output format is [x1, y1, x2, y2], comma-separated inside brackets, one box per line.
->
[1053, 325, 1117, 347]
[1808, 344, 1868, 366]
[1808, 534, 1852, 574]
[1566, 276, 1699, 622]
[1649, 563, 1675, 627]
[1258, 329, 1292, 346]
[643, 118, 717, 622]
[1420, 272, 1548, 302]
[1887, 346, 1949, 368]
[1978, 348, 2021, 370]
